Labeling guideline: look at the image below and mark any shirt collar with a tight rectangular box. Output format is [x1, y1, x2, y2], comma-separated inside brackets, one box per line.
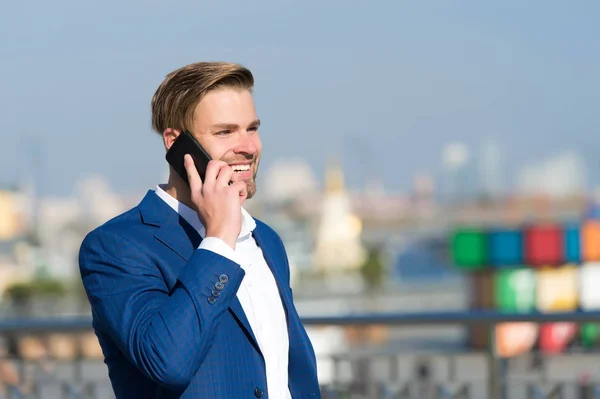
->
[154, 184, 256, 239]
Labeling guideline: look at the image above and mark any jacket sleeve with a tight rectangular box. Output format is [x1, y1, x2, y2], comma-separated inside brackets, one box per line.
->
[78, 229, 244, 391]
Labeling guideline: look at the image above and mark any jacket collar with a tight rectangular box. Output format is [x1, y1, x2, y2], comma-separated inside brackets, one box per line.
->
[138, 190, 201, 261]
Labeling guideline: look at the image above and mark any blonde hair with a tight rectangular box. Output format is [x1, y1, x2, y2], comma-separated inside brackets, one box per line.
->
[151, 62, 254, 134]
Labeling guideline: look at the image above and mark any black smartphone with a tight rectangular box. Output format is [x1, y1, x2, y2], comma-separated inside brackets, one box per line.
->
[165, 131, 212, 186]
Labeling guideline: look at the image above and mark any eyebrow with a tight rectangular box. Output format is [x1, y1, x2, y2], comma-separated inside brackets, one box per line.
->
[211, 119, 261, 130]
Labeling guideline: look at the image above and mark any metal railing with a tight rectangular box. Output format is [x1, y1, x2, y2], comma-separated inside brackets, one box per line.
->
[1, 311, 600, 398]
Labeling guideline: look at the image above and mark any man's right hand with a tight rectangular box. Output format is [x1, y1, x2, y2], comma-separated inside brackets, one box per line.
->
[184, 154, 247, 250]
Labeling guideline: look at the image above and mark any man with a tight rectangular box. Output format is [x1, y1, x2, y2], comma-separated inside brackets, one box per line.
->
[78, 62, 321, 398]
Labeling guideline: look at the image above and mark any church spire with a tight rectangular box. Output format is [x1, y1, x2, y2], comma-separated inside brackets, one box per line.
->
[324, 155, 345, 194]
[314, 154, 366, 273]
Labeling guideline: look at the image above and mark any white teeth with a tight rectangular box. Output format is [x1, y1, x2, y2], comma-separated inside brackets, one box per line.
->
[232, 164, 250, 172]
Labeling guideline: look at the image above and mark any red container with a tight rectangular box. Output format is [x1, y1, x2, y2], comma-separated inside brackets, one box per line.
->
[539, 323, 577, 353]
[524, 225, 564, 266]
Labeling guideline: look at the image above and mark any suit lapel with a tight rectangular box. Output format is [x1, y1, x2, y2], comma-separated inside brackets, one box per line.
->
[228, 298, 261, 354]
[154, 214, 202, 261]
[252, 223, 293, 330]
[138, 190, 262, 355]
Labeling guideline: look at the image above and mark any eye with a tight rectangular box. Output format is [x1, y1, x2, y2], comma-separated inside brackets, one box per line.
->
[248, 126, 259, 132]
[214, 130, 231, 136]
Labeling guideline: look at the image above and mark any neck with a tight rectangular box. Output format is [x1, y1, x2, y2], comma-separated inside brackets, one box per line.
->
[164, 171, 196, 210]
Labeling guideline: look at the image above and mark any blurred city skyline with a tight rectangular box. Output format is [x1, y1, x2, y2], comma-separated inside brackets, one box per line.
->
[1, 1, 599, 197]
[1, 4, 600, 396]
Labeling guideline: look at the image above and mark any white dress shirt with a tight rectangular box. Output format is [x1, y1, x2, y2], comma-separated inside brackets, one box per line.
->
[154, 185, 292, 399]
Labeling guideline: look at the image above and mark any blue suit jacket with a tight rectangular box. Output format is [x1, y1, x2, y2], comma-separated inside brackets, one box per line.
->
[78, 190, 321, 398]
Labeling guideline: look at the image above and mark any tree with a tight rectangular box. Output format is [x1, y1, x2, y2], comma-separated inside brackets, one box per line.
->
[3, 282, 34, 307]
[360, 245, 386, 292]
[3, 277, 68, 312]
[352, 245, 390, 346]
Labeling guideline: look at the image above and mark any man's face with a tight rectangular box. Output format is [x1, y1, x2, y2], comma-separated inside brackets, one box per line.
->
[191, 87, 262, 199]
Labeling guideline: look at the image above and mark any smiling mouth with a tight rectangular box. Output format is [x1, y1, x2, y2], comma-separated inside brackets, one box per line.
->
[232, 164, 251, 173]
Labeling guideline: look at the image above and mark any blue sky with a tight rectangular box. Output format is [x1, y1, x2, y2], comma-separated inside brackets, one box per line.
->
[1, 1, 599, 196]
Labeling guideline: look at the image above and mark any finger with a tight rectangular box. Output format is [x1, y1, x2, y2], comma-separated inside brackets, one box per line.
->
[183, 154, 203, 191]
[216, 164, 234, 187]
[203, 160, 228, 189]
[231, 181, 248, 199]
[238, 186, 248, 204]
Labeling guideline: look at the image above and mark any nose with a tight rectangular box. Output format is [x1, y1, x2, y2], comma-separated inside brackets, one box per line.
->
[234, 132, 259, 156]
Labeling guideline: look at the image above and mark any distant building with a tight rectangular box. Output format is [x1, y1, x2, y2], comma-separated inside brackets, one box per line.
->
[313, 159, 366, 272]
[516, 151, 587, 199]
[478, 139, 505, 199]
[262, 158, 319, 203]
[0, 187, 34, 296]
[0, 175, 130, 282]
[0, 188, 28, 240]
[442, 142, 471, 203]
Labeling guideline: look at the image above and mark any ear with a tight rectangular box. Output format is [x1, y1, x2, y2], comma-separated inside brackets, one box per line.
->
[162, 128, 180, 151]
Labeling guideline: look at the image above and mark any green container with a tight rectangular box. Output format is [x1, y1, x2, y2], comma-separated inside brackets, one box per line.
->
[494, 269, 536, 313]
[451, 228, 487, 269]
[581, 323, 600, 348]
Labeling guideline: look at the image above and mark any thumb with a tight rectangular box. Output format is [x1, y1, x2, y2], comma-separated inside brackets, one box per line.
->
[238, 185, 248, 204]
